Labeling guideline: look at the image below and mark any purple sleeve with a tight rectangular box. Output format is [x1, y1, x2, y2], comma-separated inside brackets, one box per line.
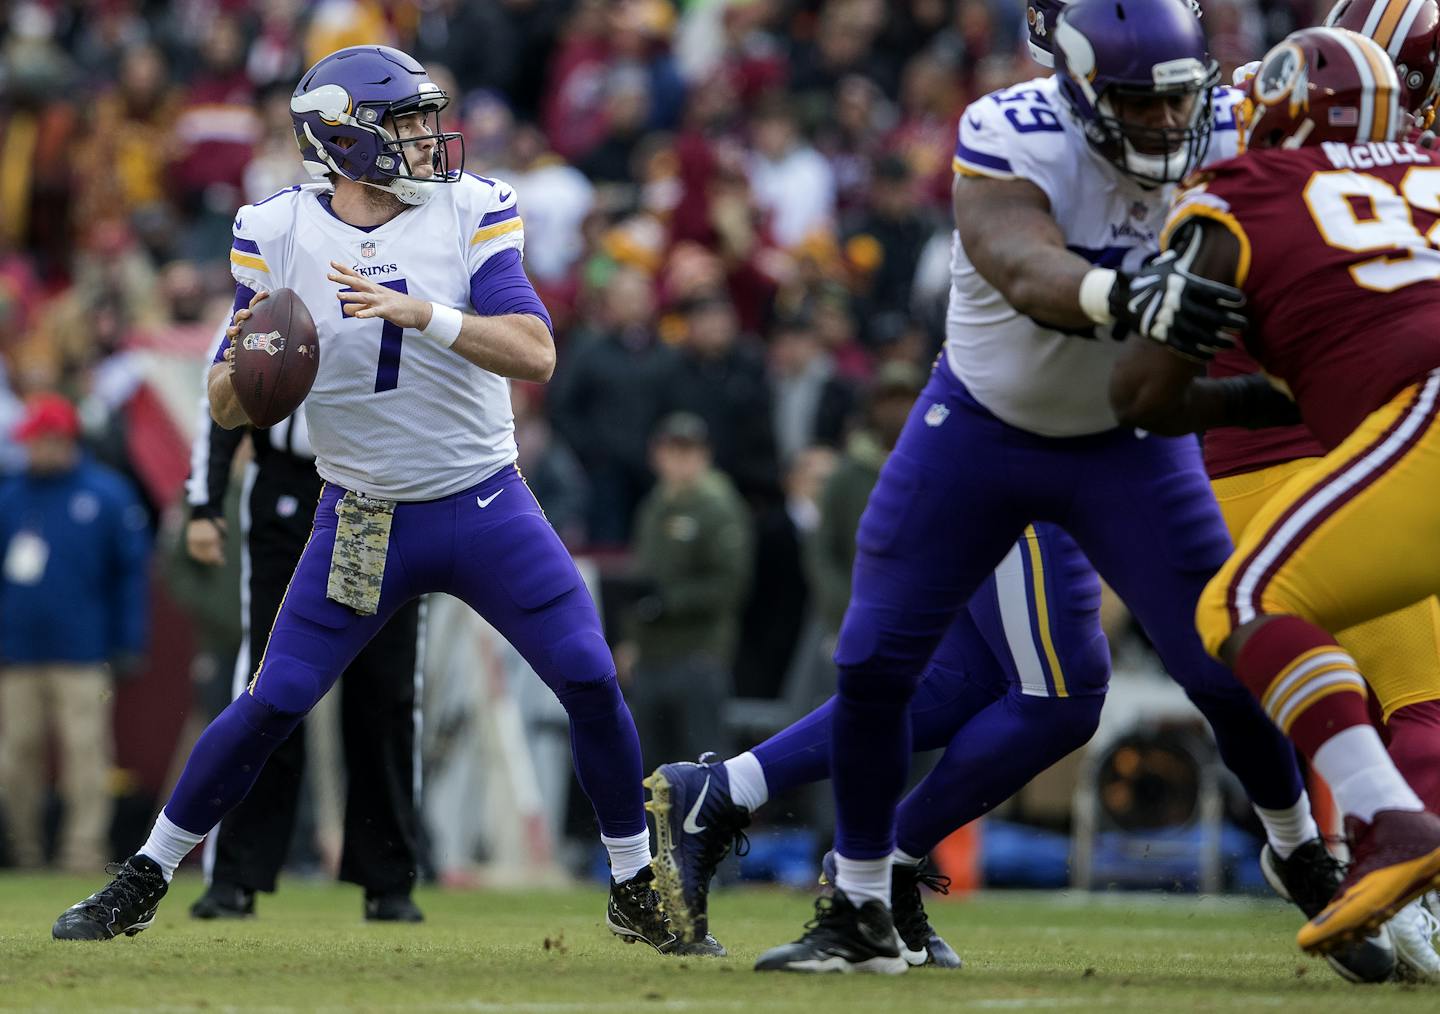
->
[469, 248, 553, 335]
[212, 283, 257, 363]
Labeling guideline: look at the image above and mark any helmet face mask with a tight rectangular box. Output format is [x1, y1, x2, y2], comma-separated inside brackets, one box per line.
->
[291, 46, 465, 206]
[1094, 83, 1214, 185]
[1053, 0, 1219, 187]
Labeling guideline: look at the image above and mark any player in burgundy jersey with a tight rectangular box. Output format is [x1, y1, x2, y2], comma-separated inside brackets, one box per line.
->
[1110, 25, 1440, 957]
[1208, 0, 1440, 977]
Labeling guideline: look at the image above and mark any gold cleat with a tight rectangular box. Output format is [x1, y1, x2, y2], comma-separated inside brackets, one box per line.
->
[1298, 809, 1440, 955]
[642, 768, 694, 941]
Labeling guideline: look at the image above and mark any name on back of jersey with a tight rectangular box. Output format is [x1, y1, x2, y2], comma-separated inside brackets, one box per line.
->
[1320, 140, 1430, 170]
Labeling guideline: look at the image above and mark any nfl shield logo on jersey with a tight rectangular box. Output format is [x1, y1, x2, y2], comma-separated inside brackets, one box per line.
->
[924, 403, 950, 427]
[360, 240, 377, 258]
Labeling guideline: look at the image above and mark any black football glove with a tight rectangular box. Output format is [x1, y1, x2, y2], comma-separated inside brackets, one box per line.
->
[1110, 245, 1247, 362]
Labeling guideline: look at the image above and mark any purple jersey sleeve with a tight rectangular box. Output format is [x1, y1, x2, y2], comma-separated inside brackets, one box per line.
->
[469, 248, 553, 335]
[212, 283, 257, 363]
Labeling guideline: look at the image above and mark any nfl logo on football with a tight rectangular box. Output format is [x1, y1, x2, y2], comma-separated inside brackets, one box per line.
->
[360, 240, 377, 258]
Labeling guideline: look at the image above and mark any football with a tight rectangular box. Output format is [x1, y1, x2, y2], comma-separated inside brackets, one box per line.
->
[231, 288, 320, 428]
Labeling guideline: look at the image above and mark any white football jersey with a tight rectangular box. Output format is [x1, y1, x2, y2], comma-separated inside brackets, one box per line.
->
[229, 173, 527, 500]
[945, 76, 1243, 436]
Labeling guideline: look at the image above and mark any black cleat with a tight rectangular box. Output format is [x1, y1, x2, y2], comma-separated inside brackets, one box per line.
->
[365, 892, 425, 923]
[606, 865, 678, 954]
[821, 850, 962, 968]
[644, 754, 750, 945]
[892, 859, 963, 968]
[755, 890, 908, 974]
[52, 855, 169, 941]
[189, 882, 256, 920]
[1262, 839, 1396, 983]
[674, 934, 729, 957]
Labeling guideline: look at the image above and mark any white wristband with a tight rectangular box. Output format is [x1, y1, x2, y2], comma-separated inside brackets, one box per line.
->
[421, 302, 463, 347]
[1079, 268, 1118, 326]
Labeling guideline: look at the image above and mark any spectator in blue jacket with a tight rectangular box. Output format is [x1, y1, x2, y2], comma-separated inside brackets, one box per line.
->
[0, 394, 150, 872]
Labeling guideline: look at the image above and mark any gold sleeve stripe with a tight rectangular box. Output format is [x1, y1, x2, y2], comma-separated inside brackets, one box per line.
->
[1161, 203, 1254, 287]
[470, 217, 524, 246]
[952, 155, 1014, 180]
[229, 250, 270, 273]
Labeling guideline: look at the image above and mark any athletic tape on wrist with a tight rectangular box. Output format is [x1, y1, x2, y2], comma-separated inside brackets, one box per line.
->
[1079, 268, 1118, 327]
[422, 303, 463, 347]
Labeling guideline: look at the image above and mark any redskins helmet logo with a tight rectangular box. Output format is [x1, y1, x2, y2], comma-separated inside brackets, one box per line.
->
[1255, 42, 1307, 111]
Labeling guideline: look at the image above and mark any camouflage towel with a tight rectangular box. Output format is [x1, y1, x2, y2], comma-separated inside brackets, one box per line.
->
[326, 491, 395, 615]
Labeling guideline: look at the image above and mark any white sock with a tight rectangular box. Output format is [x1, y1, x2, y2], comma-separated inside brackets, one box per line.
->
[1314, 725, 1425, 823]
[835, 854, 892, 908]
[140, 810, 206, 882]
[602, 830, 652, 884]
[892, 848, 923, 867]
[723, 752, 768, 813]
[1254, 790, 1321, 860]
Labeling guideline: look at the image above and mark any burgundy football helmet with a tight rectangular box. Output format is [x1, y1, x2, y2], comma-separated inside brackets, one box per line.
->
[1326, 0, 1440, 128]
[1244, 27, 1402, 149]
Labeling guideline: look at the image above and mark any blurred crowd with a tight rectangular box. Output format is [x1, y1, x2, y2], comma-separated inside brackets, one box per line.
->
[0, 0, 1344, 870]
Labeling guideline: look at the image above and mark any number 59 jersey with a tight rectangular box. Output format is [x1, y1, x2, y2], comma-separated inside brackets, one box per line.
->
[946, 76, 1244, 437]
[228, 174, 526, 500]
[1165, 141, 1440, 449]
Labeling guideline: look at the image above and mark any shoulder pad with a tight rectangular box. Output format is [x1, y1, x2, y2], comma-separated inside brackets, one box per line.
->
[954, 78, 1069, 184]
[230, 186, 309, 291]
[463, 174, 524, 268]
[234, 185, 308, 241]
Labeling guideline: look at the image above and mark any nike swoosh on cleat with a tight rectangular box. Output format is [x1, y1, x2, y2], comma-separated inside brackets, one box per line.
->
[477, 490, 505, 509]
[683, 775, 711, 834]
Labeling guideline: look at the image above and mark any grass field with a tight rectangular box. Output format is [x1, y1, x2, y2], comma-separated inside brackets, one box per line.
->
[2, 873, 1437, 1012]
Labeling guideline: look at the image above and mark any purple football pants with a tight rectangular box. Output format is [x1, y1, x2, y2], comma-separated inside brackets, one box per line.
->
[829, 357, 1304, 860]
[165, 465, 646, 840]
[754, 522, 1111, 855]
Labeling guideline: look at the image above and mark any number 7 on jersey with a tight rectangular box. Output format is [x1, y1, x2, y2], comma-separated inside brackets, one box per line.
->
[339, 278, 409, 393]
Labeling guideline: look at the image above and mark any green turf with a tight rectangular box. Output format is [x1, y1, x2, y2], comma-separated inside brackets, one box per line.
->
[1, 873, 1435, 1012]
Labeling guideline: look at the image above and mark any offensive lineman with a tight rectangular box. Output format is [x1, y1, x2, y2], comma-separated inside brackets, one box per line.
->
[51, 45, 702, 955]
[750, 0, 1336, 975]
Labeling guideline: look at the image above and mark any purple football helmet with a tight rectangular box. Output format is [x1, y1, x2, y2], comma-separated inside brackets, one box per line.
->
[1053, 0, 1218, 186]
[1027, 0, 1069, 67]
[1030, 0, 1204, 67]
[290, 46, 462, 206]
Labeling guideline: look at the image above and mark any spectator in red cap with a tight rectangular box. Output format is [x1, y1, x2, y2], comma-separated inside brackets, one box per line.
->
[0, 393, 149, 872]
